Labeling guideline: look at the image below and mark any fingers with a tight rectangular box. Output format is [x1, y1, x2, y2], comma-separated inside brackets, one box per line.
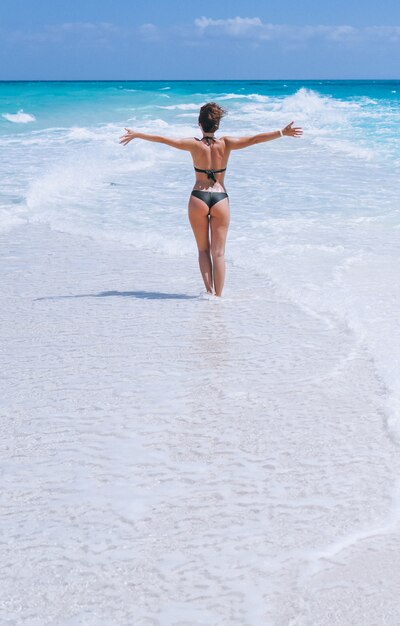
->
[285, 121, 303, 137]
[118, 135, 131, 145]
[119, 129, 134, 145]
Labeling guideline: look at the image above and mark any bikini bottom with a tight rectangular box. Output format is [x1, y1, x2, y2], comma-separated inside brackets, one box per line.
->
[190, 190, 229, 215]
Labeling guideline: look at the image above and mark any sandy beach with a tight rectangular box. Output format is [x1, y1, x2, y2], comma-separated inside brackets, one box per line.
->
[2, 221, 400, 625]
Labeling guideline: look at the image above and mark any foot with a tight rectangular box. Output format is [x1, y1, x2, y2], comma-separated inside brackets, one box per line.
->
[200, 290, 216, 300]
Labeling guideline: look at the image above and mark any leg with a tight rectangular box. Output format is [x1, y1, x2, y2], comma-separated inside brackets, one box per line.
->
[188, 195, 214, 293]
[210, 198, 230, 297]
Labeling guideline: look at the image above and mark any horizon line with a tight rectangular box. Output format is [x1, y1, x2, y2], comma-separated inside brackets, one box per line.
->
[1, 78, 399, 83]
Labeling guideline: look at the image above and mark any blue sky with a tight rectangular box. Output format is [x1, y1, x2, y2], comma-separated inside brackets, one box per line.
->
[0, 0, 399, 80]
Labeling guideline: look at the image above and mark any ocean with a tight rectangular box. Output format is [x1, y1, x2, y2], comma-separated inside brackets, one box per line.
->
[1, 80, 400, 624]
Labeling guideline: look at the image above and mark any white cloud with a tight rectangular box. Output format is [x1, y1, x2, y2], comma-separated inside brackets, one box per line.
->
[364, 25, 400, 41]
[2, 18, 400, 51]
[1, 22, 122, 46]
[194, 16, 263, 36]
[138, 23, 161, 41]
[60, 22, 118, 33]
[192, 17, 400, 44]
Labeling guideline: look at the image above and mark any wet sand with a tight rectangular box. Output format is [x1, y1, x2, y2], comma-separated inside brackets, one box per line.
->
[1, 222, 400, 625]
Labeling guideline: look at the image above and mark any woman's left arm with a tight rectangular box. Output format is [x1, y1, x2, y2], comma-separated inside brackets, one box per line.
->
[119, 128, 193, 151]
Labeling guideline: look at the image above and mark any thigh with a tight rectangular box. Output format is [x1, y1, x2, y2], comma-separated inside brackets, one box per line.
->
[210, 198, 230, 253]
[188, 194, 210, 251]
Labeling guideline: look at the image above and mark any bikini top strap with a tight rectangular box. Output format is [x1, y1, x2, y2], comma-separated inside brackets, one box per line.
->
[194, 167, 227, 182]
[194, 136, 217, 146]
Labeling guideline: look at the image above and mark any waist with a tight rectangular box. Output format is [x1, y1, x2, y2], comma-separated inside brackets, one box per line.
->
[192, 184, 228, 193]
[191, 189, 229, 197]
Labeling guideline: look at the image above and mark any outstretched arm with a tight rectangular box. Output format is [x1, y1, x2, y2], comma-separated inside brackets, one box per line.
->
[119, 128, 193, 151]
[224, 121, 303, 150]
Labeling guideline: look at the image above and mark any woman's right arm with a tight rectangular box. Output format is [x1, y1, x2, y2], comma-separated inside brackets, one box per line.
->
[119, 128, 193, 151]
[224, 121, 303, 150]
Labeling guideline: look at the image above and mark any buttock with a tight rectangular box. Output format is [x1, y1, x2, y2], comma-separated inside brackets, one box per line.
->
[190, 190, 229, 212]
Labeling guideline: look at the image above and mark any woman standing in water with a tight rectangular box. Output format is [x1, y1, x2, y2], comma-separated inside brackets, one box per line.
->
[119, 103, 302, 297]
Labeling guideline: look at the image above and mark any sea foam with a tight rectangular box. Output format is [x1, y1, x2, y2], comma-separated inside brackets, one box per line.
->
[2, 109, 36, 123]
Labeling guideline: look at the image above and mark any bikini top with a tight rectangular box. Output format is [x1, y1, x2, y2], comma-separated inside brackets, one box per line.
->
[194, 136, 227, 182]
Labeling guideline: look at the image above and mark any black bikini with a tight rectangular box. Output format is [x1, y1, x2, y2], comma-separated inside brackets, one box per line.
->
[191, 136, 229, 215]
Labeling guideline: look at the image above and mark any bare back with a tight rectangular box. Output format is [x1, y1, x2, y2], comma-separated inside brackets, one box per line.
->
[189, 137, 231, 192]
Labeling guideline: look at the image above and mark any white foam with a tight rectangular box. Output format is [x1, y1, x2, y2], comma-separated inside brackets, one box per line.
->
[148, 118, 170, 127]
[157, 103, 200, 110]
[67, 126, 107, 141]
[220, 92, 271, 102]
[313, 137, 375, 160]
[0, 206, 27, 232]
[218, 93, 258, 100]
[301, 476, 400, 581]
[278, 88, 358, 125]
[2, 109, 36, 123]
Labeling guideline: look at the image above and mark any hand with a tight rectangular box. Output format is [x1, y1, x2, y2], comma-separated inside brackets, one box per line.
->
[119, 128, 137, 146]
[282, 121, 303, 137]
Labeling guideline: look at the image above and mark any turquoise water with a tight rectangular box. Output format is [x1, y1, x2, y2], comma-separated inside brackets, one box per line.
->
[1, 79, 399, 132]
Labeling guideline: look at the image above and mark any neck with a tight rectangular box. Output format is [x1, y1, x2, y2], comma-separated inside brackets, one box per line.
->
[202, 133, 215, 137]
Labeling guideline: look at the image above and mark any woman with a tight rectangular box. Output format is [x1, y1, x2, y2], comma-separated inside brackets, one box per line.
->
[119, 102, 302, 297]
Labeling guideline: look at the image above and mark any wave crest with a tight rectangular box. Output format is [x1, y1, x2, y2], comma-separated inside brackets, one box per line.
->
[2, 109, 36, 123]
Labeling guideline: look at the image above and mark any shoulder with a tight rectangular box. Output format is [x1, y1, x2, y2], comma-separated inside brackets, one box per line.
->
[220, 135, 253, 150]
[220, 136, 236, 147]
[220, 136, 235, 144]
[162, 136, 197, 151]
[173, 136, 197, 145]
